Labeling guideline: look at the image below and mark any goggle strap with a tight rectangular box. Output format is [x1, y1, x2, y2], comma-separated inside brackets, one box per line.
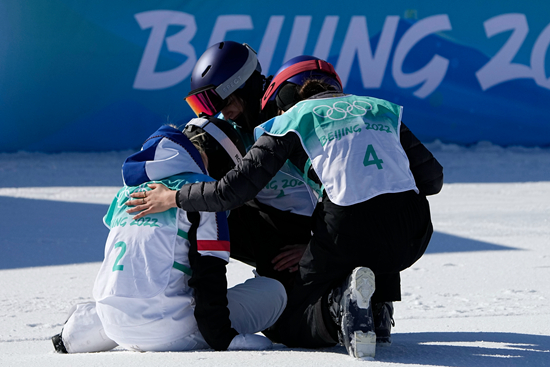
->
[188, 118, 243, 166]
[261, 59, 342, 109]
[215, 45, 258, 99]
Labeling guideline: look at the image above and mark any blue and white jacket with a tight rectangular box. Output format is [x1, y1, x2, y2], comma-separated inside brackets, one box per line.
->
[93, 125, 238, 351]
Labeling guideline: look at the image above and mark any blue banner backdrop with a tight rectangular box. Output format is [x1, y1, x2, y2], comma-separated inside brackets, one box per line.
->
[1, 0, 549, 152]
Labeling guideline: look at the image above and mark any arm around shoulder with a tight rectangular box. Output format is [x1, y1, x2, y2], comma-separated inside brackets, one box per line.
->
[176, 134, 295, 212]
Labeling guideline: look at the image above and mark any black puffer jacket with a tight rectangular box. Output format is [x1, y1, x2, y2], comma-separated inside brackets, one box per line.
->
[400, 121, 444, 195]
[177, 109, 443, 213]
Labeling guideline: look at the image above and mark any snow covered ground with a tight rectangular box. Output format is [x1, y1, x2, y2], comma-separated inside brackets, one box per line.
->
[0, 140, 549, 366]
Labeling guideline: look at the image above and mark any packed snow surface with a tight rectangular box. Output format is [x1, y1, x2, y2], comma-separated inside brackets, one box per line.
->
[1, 141, 549, 366]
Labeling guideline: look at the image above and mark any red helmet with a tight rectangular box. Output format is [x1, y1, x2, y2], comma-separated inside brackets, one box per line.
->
[261, 55, 343, 111]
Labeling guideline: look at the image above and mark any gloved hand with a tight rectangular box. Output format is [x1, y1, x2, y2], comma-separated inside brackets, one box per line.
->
[227, 333, 273, 351]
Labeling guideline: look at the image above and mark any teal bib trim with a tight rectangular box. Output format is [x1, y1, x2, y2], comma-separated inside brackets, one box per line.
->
[302, 158, 324, 198]
[172, 261, 193, 276]
[177, 229, 188, 240]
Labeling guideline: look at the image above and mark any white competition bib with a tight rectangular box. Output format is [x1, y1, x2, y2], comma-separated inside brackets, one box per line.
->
[93, 184, 178, 301]
[255, 162, 319, 216]
[255, 95, 418, 206]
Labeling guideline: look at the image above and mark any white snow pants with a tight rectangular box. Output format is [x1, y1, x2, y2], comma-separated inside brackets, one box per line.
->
[61, 276, 287, 353]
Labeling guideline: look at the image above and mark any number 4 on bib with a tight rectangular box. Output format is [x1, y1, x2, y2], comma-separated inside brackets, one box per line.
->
[363, 145, 384, 170]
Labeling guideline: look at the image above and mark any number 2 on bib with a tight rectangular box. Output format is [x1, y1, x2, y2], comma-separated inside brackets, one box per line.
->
[112, 241, 127, 271]
[363, 144, 384, 169]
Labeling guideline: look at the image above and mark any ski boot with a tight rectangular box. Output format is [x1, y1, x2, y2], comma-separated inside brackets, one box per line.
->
[329, 267, 377, 358]
[373, 301, 395, 345]
[51, 333, 68, 353]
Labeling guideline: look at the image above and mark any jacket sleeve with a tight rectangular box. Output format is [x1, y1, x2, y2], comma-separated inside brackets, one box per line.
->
[177, 133, 298, 213]
[187, 211, 238, 351]
[400, 122, 444, 196]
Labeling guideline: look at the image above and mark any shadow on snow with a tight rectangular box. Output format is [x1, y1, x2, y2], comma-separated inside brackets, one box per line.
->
[308, 332, 549, 366]
[0, 197, 518, 270]
[376, 332, 550, 366]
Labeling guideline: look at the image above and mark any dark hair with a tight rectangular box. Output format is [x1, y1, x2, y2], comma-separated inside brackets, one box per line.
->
[299, 78, 337, 100]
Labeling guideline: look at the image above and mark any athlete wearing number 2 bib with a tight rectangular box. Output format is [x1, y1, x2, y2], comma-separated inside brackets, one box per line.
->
[52, 119, 286, 353]
[173, 57, 443, 358]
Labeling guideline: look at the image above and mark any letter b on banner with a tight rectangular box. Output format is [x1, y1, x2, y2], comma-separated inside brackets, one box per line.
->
[133, 11, 197, 90]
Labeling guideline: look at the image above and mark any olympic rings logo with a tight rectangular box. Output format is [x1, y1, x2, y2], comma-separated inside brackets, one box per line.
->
[312, 100, 372, 120]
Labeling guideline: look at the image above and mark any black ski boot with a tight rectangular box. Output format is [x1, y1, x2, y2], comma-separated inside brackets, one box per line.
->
[51, 333, 68, 354]
[328, 267, 377, 358]
[373, 302, 395, 345]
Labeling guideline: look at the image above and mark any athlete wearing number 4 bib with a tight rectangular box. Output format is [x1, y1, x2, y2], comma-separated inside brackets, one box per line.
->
[51, 117, 286, 353]
[173, 56, 443, 358]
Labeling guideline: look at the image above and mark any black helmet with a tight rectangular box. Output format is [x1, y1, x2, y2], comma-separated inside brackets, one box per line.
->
[185, 41, 267, 132]
[183, 116, 246, 180]
[185, 41, 260, 116]
[261, 55, 343, 112]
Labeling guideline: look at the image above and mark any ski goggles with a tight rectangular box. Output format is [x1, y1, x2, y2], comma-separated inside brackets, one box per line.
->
[185, 86, 227, 117]
[261, 59, 342, 110]
[186, 43, 260, 117]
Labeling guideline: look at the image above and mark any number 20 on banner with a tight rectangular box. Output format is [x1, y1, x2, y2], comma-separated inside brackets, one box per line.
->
[476, 13, 550, 90]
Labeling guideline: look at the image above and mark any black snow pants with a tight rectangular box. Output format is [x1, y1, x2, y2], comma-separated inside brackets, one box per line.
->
[264, 190, 433, 348]
[227, 199, 312, 291]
